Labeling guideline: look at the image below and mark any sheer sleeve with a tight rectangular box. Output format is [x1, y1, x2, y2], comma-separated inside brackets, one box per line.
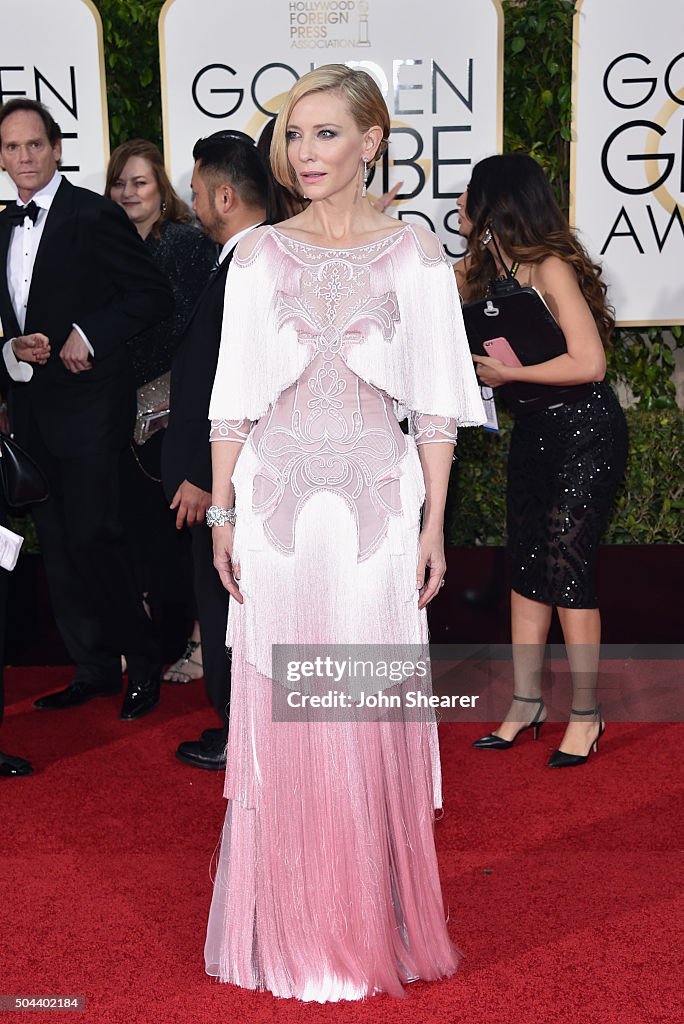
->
[210, 418, 253, 444]
[408, 411, 458, 446]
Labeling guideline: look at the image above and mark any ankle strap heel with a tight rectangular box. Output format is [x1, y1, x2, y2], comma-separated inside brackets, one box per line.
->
[548, 704, 605, 768]
[513, 696, 546, 740]
[473, 695, 546, 750]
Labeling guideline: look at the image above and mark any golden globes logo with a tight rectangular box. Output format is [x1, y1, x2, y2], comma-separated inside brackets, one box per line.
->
[193, 54, 478, 258]
[599, 51, 684, 255]
[288, 0, 372, 49]
[0, 65, 82, 172]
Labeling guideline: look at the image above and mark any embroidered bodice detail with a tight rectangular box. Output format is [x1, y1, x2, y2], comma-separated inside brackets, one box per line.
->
[209, 230, 467, 560]
[250, 352, 406, 561]
[277, 261, 399, 358]
[239, 246, 408, 560]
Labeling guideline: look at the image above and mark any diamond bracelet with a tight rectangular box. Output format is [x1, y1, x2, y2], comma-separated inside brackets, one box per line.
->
[206, 505, 236, 527]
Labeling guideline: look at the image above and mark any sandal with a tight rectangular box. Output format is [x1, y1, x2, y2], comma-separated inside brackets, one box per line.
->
[163, 639, 203, 685]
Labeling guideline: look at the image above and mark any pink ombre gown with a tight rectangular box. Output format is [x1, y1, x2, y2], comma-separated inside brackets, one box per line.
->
[205, 224, 484, 1001]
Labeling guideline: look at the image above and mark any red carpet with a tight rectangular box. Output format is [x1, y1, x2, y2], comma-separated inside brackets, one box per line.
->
[2, 666, 680, 1024]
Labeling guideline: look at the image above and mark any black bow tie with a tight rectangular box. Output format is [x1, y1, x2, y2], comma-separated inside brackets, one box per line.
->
[7, 200, 40, 225]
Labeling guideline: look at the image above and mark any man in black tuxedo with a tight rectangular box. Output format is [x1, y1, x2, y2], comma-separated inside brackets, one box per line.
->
[0, 98, 173, 721]
[162, 133, 268, 769]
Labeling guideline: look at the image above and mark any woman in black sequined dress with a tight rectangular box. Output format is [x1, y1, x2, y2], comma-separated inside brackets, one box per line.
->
[455, 154, 628, 767]
[105, 141, 215, 685]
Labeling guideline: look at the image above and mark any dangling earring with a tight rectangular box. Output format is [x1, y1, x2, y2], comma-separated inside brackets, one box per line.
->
[482, 226, 492, 246]
[160, 201, 167, 215]
[362, 159, 368, 198]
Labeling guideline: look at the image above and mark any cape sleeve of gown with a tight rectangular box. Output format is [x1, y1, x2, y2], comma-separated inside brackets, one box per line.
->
[209, 226, 309, 429]
[343, 222, 486, 443]
[208, 223, 485, 440]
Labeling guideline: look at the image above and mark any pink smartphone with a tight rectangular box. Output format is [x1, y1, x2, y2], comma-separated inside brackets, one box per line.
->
[483, 336, 522, 367]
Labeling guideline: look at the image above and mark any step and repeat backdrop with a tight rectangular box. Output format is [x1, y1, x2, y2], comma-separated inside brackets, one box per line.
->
[159, 0, 502, 260]
[571, 0, 683, 325]
[0, 0, 109, 196]
[0, 0, 681, 324]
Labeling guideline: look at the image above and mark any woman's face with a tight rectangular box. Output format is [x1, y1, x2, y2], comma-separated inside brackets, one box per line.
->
[285, 91, 376, 201]
[109, 155, 162, 238]
[455, 187, 474, 238]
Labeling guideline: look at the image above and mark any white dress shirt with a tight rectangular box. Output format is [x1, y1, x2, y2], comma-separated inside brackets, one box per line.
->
[7, 170, 62, 332]
[218, 221, 265, 265]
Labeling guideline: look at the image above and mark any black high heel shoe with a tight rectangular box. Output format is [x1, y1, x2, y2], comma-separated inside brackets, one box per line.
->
[473, 695, 546, 749]
[547, 704, 605, 768]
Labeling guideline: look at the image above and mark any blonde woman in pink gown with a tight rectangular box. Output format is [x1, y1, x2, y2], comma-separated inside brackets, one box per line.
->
[205, 65, 484, 1002]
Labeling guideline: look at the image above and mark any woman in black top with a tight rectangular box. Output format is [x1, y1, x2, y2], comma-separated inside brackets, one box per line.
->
[455, 154, 628, 767]
[106, 141, 215, 686]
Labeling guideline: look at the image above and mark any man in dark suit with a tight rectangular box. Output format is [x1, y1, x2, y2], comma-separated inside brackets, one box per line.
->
[162, 133, 268, 769]
[0, 98, 173, 721]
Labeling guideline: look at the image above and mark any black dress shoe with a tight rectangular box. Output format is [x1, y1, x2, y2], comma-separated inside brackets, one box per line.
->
[176, 731, 227, 770]
[0, 751, 34, 777]
[120, 675, 160, 720]
[33, 680, 121, 710]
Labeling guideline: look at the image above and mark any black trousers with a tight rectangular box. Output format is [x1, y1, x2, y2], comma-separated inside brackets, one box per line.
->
[28, 426, 160, 686]
[119, 435, 195, 614]
[190, 522, 231, 724]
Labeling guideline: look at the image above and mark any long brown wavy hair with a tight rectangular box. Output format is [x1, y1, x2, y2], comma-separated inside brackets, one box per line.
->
[105, 139, 192, 238]
[461, 154, 614, 345]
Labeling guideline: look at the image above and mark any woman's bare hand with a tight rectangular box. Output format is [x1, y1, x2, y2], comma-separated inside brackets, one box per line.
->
[212, 523, 243, 603]
[472, 353, 512, 388]
[416, 526, 447, 609]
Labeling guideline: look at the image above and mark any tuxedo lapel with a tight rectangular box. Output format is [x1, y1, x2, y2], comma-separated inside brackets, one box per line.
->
[0, 211, 19, 338]
[26, 178, 73, 319]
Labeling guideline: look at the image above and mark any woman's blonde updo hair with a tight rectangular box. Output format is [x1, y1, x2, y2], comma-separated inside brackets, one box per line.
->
[270, 64, 390, 194]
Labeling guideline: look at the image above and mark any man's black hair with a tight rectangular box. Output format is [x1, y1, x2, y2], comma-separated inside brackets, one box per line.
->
[192, 131, 269, 210]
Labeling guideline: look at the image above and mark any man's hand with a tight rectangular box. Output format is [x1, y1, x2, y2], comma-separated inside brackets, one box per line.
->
[11, 333, 50, 365]
[59, 328, 92, 373]
[170, 480, 212, 530]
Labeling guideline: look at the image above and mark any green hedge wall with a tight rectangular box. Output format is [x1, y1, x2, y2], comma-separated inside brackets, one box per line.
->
[96, 0, 165, 148]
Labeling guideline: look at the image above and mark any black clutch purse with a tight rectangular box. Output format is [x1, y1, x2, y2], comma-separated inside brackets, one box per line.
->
[0, 432, 50, 508]
[462, 283, 590, 415]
